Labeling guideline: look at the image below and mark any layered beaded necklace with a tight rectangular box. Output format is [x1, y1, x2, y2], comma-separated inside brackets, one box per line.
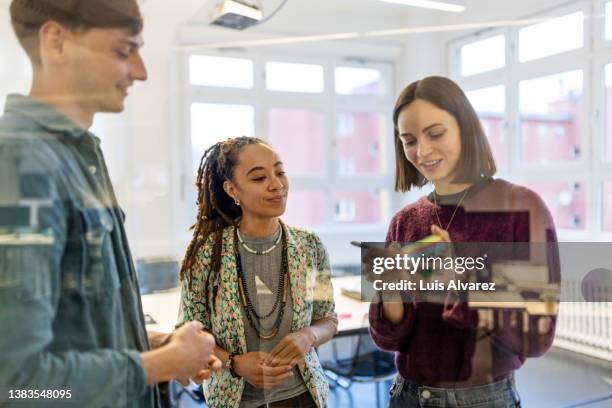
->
[234, 224, 288, 340]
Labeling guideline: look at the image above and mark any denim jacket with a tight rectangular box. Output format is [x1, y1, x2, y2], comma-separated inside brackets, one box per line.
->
[0, 95, 157, 407]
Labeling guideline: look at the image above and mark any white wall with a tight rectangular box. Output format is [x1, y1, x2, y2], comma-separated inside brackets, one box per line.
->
[112, 1, 208, 260]
[0, 7, 31, 112]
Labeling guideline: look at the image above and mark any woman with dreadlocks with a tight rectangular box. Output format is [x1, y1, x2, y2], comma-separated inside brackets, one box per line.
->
[179, 137, 337, 408]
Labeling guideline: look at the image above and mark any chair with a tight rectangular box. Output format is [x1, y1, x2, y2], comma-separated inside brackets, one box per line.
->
[136, 257, 179, 294]
[321, 319, 397, 408]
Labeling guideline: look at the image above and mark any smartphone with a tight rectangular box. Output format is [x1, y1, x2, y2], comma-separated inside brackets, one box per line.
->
[351, 235, 446, 255]
[350, 241, 376, 249]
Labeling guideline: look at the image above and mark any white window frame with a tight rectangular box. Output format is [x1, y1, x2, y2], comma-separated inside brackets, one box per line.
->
[449, 1, 612, 240]
[179, 49, 396, 235]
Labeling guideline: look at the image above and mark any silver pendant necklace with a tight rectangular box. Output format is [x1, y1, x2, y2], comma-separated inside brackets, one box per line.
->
[433, 186, 471, 231]
[236, 226, 282, 255]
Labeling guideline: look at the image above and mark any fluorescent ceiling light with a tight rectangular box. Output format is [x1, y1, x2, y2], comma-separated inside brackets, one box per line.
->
[375, 0, 465, 13]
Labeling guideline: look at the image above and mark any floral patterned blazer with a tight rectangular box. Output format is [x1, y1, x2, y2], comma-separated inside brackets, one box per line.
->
[179, 224, 337, 408]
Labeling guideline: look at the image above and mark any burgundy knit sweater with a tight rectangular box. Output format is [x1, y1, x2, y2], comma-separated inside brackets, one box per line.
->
[369, 178, 560, 386]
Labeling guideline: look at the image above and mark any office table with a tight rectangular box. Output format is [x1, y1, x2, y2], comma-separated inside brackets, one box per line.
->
[141, 275, 371, 336]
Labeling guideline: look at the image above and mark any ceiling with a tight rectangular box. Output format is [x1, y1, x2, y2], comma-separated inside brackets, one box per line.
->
[183, 0, 573, 46]
[0, 0, 575, 47]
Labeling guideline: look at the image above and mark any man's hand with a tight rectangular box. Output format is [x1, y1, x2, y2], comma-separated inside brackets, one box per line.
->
[263, 329, 315, 367]
[177, 354, 222, 386]
[147, 331, 172, 349]
[168, 322, 218, 383]
[142, 321, 221, 385]
[234, 351, 293, 390]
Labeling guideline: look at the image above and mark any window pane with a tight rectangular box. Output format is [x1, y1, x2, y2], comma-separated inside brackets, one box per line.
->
[332, 190, 389, 224]
[336, 112, 386, 175]
[604, 182, 612, 232]
[523, 181, 586, 230]
[519, 12, 584, 62]
[283, 191, 326, 227]
[335, 67, 385, 95]
[466, 86, 506, 167]
[519, 71, 583, 164]
[460, 35, 505, 76]
[267, 108, 325, 175]
[266, 62, 324, 93]
[606, 2, 612, 40]
[190, 103, 254, 169]
[189, 55, 253, 88]
[605, 63, 612, 161]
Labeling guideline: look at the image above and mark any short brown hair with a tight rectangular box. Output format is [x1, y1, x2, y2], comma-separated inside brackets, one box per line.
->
[393, 76, 496, 192]
[10, 0, 143, 64]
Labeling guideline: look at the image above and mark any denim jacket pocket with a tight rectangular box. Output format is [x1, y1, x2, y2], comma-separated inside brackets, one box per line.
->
[77, 206, 120, 294]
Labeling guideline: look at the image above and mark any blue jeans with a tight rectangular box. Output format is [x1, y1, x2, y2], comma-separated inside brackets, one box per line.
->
[388, 376, 521, 408]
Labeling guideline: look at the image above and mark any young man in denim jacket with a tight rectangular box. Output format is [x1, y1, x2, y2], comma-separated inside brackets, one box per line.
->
[0, 2, 220, 406]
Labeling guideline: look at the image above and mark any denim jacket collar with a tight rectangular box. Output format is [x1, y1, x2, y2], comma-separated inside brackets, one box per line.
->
[4, 94, 92, 141]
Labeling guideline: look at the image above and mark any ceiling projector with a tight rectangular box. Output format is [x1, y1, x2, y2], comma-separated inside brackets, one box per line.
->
[210, 0, 263, 30]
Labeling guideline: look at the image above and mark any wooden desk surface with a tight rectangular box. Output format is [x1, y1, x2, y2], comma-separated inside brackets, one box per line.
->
[141, 289, 181, 333]
[141, 275, 372, 335]
[332, 275, 371, 336]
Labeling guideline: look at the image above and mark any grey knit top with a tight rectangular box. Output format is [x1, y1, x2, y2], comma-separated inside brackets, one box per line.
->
[238, 228, 309, 407]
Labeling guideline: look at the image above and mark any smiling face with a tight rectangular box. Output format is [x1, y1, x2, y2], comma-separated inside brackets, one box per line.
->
[61, 27, 147, 113]
[223, 143, 289, 222]
[397, 98, 462, 189]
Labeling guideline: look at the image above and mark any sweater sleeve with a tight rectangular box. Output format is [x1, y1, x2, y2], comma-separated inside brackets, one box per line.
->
[368, 297, 416, 352]
[368, 213, 417, 352]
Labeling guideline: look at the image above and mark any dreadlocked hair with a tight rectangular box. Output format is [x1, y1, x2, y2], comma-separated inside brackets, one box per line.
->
[180, 136, 267, 312]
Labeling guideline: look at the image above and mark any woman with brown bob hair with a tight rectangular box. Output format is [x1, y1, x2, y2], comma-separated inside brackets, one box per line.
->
[369, 76, 560, 407]
[392, 76, 496, 192]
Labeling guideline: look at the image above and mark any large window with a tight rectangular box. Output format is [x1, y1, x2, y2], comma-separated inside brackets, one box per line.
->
[518, 11, 584, 62]
[189, 55, 253, 88]
[522, 181, 587, 230]
[190, 103, 255, 168]
[265, 62, 324, 93]
[183, 55, 394, 228]
[460, 35, 505, 76]
[451, 3, 612, 235]
[519, 71, 583, 164]
[334, 67, 386, 95]
[466, 85, 507, 168]
[604, 182, 612, 232]
[605, 63, 612, 162]
[336, 112, 386, 175]
[268, 108, 325, 176]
